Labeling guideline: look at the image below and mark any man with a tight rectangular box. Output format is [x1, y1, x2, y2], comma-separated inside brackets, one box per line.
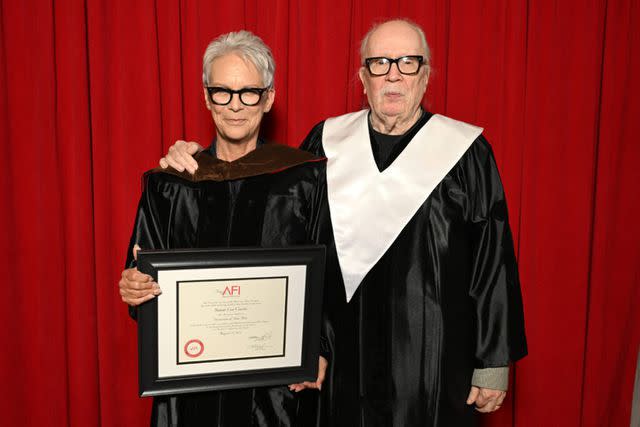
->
[148, 19, 527, 426]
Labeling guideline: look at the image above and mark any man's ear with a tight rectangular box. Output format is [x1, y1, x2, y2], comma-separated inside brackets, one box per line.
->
[358, 67, 367, 94]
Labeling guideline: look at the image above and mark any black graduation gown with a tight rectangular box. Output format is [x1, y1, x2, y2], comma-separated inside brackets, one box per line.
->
[300, 115, 528, 427]
[124, 143, 328, 427]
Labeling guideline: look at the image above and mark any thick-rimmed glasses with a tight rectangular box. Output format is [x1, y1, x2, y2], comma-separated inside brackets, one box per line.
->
[205, 86, 269, 106]
[364, 56, 424, 76]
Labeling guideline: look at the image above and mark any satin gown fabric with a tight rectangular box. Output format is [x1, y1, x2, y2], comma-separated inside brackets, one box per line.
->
[300, 113, 527, 427]
[125, 144, 328, 427]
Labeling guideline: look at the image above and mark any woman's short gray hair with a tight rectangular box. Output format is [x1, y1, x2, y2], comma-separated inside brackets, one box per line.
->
[202, 30, 275, 88]
[359, 18, 431, 72]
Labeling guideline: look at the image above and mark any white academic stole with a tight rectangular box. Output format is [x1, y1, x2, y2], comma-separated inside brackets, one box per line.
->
[322, 109, 483, 301]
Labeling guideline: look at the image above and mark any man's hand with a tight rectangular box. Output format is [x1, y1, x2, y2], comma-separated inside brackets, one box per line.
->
[288, 356, 328, 392]
[159, 140, 204, 174]
[118, 244, 161, 306]
[466, 386, 506, 413]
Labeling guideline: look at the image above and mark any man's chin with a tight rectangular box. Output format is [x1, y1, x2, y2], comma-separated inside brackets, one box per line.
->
[378, 108, 406, 118]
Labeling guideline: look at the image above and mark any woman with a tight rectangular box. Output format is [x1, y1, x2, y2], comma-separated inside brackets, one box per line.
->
[119, 30, 328, 427]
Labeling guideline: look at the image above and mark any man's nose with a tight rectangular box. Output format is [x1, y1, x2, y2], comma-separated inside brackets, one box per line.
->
[386, 62, 402, 81]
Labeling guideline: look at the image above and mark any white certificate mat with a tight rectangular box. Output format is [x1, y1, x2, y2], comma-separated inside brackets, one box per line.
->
[157, 265, 306, 378]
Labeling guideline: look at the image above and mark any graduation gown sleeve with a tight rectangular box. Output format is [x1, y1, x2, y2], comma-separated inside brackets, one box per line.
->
[124, 174, 170, 265]
[124, 173, 172, 319]
[465, 136, 527, 367]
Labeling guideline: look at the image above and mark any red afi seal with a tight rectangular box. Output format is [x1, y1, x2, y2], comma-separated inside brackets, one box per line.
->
[184, 339, 204, 358]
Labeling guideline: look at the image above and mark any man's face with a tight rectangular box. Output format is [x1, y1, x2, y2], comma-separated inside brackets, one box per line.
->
[203, 53, 274, 145]
[359, 22, 429, 123]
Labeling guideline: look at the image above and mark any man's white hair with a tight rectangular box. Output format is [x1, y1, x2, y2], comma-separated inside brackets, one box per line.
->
[202, 30, 275, 88]
[359, 18, 431, 72]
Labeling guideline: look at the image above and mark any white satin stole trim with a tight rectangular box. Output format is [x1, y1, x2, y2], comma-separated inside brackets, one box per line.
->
[322, 110, 483, 302]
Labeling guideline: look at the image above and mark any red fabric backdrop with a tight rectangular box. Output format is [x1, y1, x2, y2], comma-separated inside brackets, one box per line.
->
[1, 1, 639, 426]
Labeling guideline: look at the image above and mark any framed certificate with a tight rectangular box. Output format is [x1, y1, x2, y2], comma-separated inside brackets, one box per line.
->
[135, 245, 325, 397]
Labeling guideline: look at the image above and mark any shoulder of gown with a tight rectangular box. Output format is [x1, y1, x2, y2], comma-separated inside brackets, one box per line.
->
[299, 121, 326, 157]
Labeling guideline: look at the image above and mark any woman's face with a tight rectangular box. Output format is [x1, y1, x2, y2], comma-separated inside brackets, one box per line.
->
[203, 53, 274, 146]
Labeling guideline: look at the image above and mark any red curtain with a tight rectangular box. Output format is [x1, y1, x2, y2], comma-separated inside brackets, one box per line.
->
[1, 1, 638, 426]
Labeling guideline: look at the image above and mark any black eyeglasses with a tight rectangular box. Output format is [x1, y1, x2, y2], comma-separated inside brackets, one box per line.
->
[205, 86, 269, 106]
[364, 56, 424, 76]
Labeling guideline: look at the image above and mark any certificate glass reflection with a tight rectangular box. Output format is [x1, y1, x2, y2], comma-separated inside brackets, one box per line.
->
[177, 277, 287, 364]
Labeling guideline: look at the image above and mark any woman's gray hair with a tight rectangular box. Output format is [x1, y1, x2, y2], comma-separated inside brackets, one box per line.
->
[359, 18, 431, 72]
[202, 30, 275, 88]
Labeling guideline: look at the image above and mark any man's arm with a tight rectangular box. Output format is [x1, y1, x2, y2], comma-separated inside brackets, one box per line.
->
[161, 121, 325, 171]
[472, 366, 509, 391]
[464, 137, 527, 412]
[159, 140, 204, 173]
[467, 138, 527, 364]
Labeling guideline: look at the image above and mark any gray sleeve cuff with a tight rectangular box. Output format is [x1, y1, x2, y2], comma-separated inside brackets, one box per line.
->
[471, 367, 509, 391]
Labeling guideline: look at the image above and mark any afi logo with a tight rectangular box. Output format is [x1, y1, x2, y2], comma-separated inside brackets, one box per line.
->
[222, 285, 241, 296]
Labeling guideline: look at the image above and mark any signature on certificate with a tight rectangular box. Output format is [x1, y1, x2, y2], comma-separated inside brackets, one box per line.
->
[248, 331, 273, 342]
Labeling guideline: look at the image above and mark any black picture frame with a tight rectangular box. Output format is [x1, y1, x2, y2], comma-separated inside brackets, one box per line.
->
[136, 245, 325, 397]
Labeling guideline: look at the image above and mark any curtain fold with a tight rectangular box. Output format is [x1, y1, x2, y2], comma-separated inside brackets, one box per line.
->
[1, 1, 638, 425]
[580, 1, 640, 425]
